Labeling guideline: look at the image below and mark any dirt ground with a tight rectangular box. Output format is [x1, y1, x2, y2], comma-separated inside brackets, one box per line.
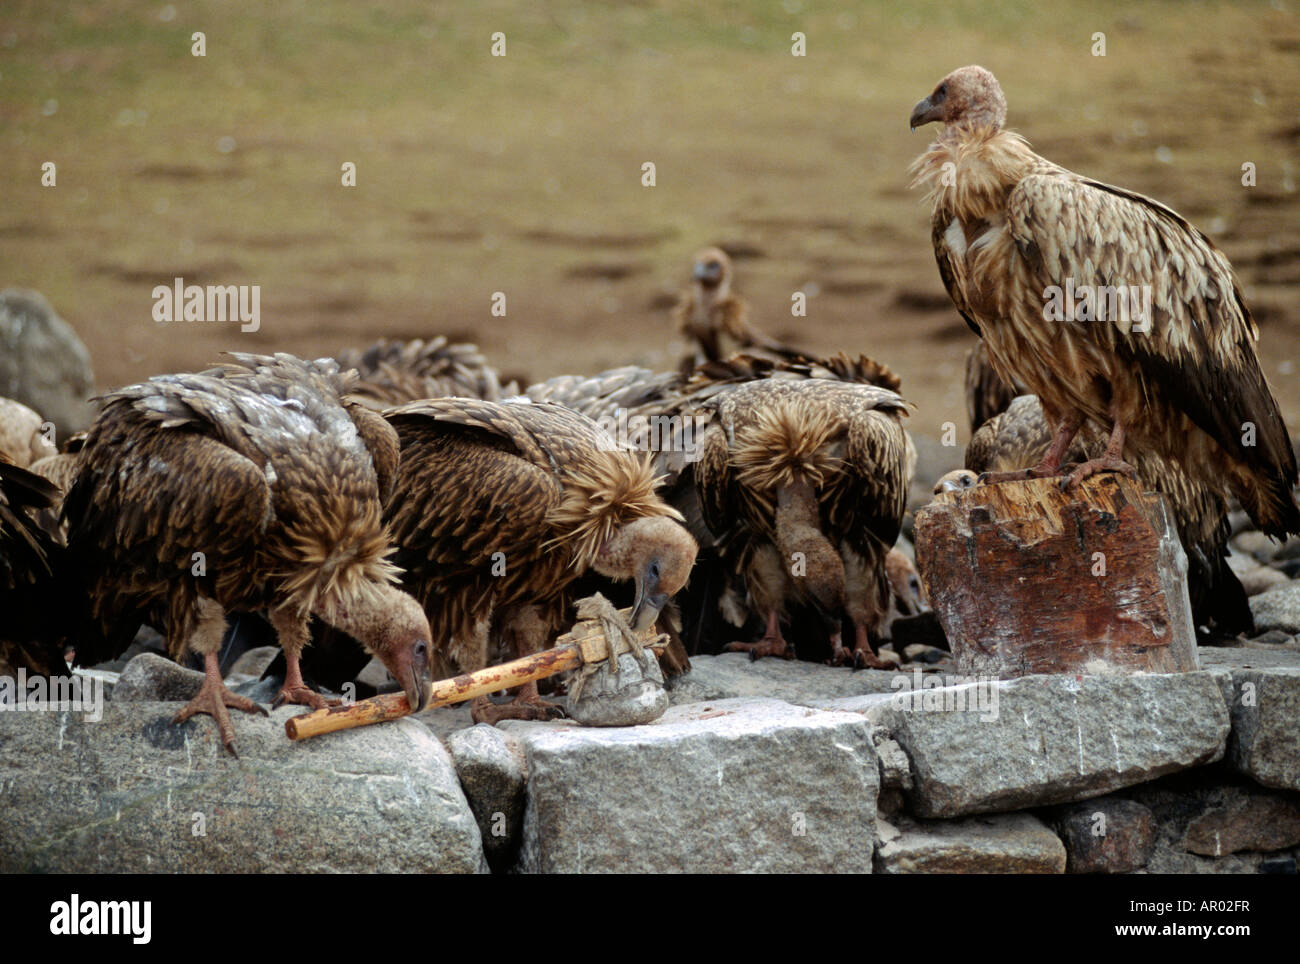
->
[2, 1, 1298, 455]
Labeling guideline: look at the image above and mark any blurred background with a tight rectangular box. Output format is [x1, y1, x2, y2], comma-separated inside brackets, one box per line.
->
[2, 0, 1298, 444]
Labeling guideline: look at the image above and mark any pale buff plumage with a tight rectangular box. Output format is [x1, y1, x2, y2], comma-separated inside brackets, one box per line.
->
[911, 65, 1299, 540]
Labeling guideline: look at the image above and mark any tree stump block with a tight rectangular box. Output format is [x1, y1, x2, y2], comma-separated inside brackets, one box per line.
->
[913, 474, 1198, 678]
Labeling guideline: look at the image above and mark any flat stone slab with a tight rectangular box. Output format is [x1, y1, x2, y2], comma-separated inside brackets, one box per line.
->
[876, 812, 1065, 873]
[824, 671, 1229, 818]
[0, 701, 486, 873]
[1202, 646, 1300, 792]
[666, 652, 921, 707]
[502, 698, 878, 873]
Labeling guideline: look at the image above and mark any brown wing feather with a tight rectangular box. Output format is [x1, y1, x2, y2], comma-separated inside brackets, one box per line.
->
[1007, 173, 1299, 537]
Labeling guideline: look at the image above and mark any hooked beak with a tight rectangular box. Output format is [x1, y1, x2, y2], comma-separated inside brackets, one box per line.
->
[909, 96, 942, 131]
[630, 563, 669, 632]
[389, 639, 430, 712]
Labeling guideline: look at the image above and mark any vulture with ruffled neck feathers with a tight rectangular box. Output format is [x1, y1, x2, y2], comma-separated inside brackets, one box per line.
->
[911, 65, 1299, 541]
[383, 397, 697, 724]
[62, 353, 431, 754]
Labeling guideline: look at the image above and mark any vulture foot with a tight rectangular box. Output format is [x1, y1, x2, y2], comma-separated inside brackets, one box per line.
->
[271, 683, 340, 711]
[1058, 457, 1138, 490]
[826, 642, 855, 667]
[470, 694, 567, 725]
[726, 633, 792, 661]
[173, 671, 268, 757]
[852, 647, 894, 671]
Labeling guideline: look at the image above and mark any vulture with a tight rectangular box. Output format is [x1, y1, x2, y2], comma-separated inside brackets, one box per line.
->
[673, 247, 800, 374]
[63, 353, 432, 753]
[964, 393, 1254, 636]
[910, 65, 1300, 541]
[533, 354, 914, 667]
[384, 397, 698, 724]
[336, 336, 514, 411]
[0, 456, 64, 676]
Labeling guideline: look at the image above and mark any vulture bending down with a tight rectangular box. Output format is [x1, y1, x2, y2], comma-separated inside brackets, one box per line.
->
[911, 65, 1300, 540]
[527, 354, 915, 665]
[689, 377, 912, 667]
[63, 353, 431, 753]
[384, 398, 698, 724]
[673, 247, 801, 374]
[964, 394, 1254, 636]
[336, 336, 514, 411]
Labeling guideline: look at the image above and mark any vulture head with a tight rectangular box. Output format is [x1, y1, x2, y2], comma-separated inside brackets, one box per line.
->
[321, 584, 432, 711]
[885, 548, 927, 615]
[691, 247, 733, 298]
[910, 65, 1006, 132]
[594, 516, 698, 631]
[934, 468, 979, 494]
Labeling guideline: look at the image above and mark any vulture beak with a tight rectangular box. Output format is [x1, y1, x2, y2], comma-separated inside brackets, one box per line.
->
[388, 638, 430, 712]
[693, 261, 723, 285]
[909, 96, 942, 131]
[630, 559, 669, 632]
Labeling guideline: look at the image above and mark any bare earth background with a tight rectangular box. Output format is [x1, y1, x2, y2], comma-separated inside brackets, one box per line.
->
[2, 0, 1297, 448]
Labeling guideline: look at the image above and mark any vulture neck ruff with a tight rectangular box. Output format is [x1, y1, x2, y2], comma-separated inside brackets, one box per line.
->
[910, 125, 1040, 225]
[543, 451, 682, 574]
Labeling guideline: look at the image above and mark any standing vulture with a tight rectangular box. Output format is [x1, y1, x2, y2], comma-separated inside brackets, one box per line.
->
[63, 353, 431, 753]
[964, 393, 1254, 636]
[533, 354, 914, 667]
[384, 398, 698, 724]
[910, 65, 1300, 540]
[673, 247, 800, 374]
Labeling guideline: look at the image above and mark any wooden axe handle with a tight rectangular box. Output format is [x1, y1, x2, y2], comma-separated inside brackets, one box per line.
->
[285, 608, 664, 741]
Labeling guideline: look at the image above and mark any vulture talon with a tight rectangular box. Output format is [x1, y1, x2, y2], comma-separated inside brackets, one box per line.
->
[173, 664, 268, 757]
[1059, 457, 1138, 491]
[852, 649, 892, 671]
[270, 684, 340, 711]
[726, 633, 791, 662]
[826, 644, 855, 668]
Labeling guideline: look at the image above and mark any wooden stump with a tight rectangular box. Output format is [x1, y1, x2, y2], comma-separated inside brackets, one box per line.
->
[913, 474, 1198, 678]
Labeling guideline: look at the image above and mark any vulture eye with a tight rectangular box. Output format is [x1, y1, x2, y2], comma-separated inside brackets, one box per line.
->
[934, 83, 948, 102]
[649, 560, 661, 580]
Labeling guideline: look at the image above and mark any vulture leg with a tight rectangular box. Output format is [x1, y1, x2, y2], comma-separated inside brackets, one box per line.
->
[172, 600, 268, 756]
[826, 630, 854, 667]
[724, 610, 792, 661]
[978, 410, 1084, 484]
[850, 620, 892, 670]
[1060, 414, 1138, 490]
[268, 608, 339, 710]
[470, 605, 567, 725]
